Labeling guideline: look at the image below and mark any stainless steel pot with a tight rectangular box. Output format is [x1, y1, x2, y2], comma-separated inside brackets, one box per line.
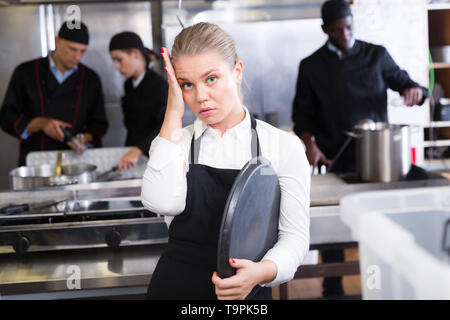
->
[346, 121, 411, 183]
[9, 163, 97, 190]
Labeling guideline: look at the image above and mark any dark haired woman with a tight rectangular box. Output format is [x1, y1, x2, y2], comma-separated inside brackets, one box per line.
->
[109, 31, 168, 170]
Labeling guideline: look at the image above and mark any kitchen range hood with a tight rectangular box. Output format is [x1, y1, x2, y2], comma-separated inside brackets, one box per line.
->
[1, 0, 217, 4]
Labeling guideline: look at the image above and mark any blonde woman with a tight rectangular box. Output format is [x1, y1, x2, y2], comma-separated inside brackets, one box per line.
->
[141, 22, 310, 300]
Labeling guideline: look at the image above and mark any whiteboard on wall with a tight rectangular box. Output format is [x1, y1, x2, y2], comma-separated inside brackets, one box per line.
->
[352, 0, 430, 125]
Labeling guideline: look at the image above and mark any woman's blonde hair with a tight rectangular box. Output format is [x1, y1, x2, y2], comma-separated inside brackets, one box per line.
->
[171, 22, 238, 69]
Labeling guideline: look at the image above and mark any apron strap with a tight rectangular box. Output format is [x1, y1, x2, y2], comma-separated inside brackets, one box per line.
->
[190, 111, 261, 164]
[250, 113, 261, 160]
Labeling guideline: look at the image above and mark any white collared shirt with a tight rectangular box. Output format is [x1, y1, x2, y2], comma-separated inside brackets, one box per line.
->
[327, 38, 356, 59]
[132, 70, 146, 88]
[141, 107, 311, 287]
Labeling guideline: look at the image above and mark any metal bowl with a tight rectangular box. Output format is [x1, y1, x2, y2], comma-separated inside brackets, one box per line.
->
[9, 163, 97, 190]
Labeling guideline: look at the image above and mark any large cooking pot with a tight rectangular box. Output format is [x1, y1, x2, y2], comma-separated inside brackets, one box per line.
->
[9, 163, 97, 190]
[346, 120, 411, 183]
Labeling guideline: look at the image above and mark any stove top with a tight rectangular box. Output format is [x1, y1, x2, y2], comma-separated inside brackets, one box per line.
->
[337, 165, 445, 184]
[0, 183, 168, 254]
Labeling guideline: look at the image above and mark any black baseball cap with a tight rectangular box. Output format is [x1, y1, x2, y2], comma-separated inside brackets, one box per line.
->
[109, 31, 146, 56]
[58, 20, 89, 45]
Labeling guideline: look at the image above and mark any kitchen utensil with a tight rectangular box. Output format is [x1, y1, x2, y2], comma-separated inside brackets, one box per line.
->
[0, 197, 144, 219]
[64, 199, 144, 215]
[347, 122, 411, 182]
[327, 119, 376, 172]
[96, 166, 120, 182]
[9, 163, 97, 190]
[0, 199, 69, 216]
[55, 150, 63, 176]
[217, 156, 280, 278]
[327, 136, 353, 173]
[61, 126, 86, 153]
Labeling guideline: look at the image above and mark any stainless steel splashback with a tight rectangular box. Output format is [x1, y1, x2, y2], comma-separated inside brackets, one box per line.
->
[0, 3, 154, 189]
[0, 6, 43, 190]
[51, 2, 153, 103]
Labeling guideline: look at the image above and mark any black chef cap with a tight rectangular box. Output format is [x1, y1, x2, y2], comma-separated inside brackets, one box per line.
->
[321, 0, 352, 25]
[109, 31, 146, 55]
[109, 31, 158, 67]
[58, 21, 89, 45]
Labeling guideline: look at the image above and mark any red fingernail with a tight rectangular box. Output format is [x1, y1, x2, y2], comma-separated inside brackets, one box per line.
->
[231, 258, 235, 264]
[164, 67, 168, 73]
[161, 47, 164, 53]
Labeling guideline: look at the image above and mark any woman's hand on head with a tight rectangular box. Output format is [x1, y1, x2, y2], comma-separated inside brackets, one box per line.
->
[159, 47, 185, 145]
[161, 47, 185, 118]
[212, 258, 277, 300]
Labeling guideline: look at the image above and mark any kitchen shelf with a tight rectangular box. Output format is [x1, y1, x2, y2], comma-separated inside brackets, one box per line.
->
[423, 139, 450, 147]
[428, 2, 450, 10]
[430, 62, 450, 69]
[423, 121, 450, 128]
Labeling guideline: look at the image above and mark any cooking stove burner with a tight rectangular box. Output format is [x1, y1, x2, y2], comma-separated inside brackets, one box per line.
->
[338, 165, 444, 184]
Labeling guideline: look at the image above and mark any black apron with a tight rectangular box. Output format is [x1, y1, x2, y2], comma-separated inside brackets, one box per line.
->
[147, 114, 272, 300]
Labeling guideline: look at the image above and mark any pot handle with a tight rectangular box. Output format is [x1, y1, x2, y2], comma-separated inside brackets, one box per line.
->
[345, 130, 363, 139]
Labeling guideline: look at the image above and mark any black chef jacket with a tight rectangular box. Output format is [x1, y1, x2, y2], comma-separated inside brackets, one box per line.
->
[292, 40, 428, 173]
[0, 57, 108, 166]
[121, 69, 168, 154]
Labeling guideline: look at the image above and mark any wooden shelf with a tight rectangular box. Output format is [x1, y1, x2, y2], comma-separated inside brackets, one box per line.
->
[430, 62, 450, 69]
[423, 121, 450, 128]
[428, 3, 450, 10]
[423, 139, 450, 147]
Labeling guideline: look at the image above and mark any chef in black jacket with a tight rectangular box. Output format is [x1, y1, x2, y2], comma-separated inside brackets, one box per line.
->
[291, 0, 428, 297]
[0, 21, 108, 166]
[109, 32, 168, 171]
[293, 0, 428, 174]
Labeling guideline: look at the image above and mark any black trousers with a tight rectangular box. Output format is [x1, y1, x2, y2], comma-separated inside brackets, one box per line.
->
[321, 249, 345, 296]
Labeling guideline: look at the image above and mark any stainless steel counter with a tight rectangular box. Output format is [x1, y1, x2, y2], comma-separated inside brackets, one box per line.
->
[0, 244, 165, 299]
[0, 174, 449, 299]
[310, 173, 449, 207]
